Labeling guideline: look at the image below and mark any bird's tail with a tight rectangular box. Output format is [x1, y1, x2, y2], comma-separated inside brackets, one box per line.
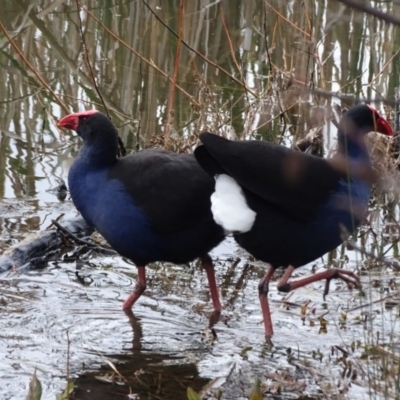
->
[211, 174, 256, 233]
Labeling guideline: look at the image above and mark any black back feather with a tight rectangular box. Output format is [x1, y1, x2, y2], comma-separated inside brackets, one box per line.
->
[198, 133, 344, 222]
[108, 149, 218, 235]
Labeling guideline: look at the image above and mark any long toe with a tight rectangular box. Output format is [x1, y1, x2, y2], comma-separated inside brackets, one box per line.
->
[324, 269, 361, 300]
[337, 270, 361, 289]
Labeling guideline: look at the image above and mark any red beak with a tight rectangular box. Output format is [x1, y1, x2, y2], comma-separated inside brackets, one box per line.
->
[376, 116, 394, 137]
[57, 114, 79, 131]
[57, 110, 99, 131]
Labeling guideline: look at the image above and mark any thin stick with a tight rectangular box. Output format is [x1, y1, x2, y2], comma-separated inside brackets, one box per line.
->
[337, 0, 400, 27]
[220, 4, 242, 77]
[345, 235, 400, 271]
[75, 1, 126, 156]
[66, 329, 71, 400]
[368, 48, 400, 86]
[51, 219, 117, 254]
[75, 0, 109, 118]
[347, 293, 398, 313]
[141, 0, 259, 98]
[263, 4, 274, 82]
[165, 0, 185, 139]
[0, 20, 69, 113]
[77, 1, 201, 108]
[220, 4, 249, 106]
[264, 0, 312, 38]
[396, 87, 400, 138]
[310, 87, 396, 107]
[21, 83, 131, 117]
[136, 61, 143, 152]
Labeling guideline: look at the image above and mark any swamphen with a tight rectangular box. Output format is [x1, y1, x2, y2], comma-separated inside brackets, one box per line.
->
[57, 110, 225, 319]
[194, 104, 393, 339]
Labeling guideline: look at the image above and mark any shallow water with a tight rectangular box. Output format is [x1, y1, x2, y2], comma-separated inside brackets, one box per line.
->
[1, 200, 399, 399]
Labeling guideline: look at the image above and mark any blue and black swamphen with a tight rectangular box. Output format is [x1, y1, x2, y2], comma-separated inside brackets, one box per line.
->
[194, 104, 393, 339]
[57, 110, 225, 321]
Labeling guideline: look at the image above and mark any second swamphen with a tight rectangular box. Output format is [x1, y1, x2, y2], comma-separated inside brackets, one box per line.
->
[194, 104, 393, 339]
[57, 110, 225, 318]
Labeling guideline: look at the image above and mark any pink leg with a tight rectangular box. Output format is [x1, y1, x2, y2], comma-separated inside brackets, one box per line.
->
[122, 265, 147, 310]
[277, 265, 361, 300]
[201, 255, 222, 312]
[201, 254, 222, 327]
[258, 265, 277, 339]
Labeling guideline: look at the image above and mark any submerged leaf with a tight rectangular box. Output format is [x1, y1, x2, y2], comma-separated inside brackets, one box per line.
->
[25, 369, 42, 400]
[240, 346, 253, 359]
[249, 377, 263, 400]
[187, 387, 201, 400]
[56, 380, 75, 400]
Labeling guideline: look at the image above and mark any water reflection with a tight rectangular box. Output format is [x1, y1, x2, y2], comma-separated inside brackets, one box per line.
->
[1, 2, 398, 189]
[75, 311, 210, 400]
[0, 0, 398, 227]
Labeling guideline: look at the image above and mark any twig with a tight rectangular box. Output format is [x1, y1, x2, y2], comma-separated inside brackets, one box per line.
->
[136, 61, 143, 152]
[52, 219, 92, 246]
[331, 104, 343, 129]
[165, 0, 185, 139]
[22, 82, 132, 119]
[368, 48, 400, 86]
[331, 116, 339, 129]
[373, 345, 400, 363]
[250, 101, 299, 137]
[347, 293, 399, 312]
[51, 219, 117, 255]
[309, 87, 397, 107]
[75, 1, 109, 118]
[77, 1, 201, 108]
[264, 0, 312, 38]
[346, 235, 400, 271]
[396, 87, 400, 138]
[263, 5, 274, 82]
[116, 133, 127, 157]
[333, 345, 350, 357]
[66, 329, 71, 400]
[141, 0, 259, 98]
[220, 4, 249, 106]
[0, 20, 69, 113]
[337, 0, 400, 27]
[75, 1, 126, 157]
[220, 5, 242, 77]
[304, 2, 315, 90]
[260, 60, 396, 107]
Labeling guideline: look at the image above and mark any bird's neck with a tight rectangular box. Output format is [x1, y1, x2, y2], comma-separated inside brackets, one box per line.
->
[77, 141, 118, 169]
[337, 130, 370, 162]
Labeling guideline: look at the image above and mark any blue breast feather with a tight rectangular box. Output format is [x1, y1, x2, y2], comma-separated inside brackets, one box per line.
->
[68, 163, 166, 262]
[302, 176, 371, 260]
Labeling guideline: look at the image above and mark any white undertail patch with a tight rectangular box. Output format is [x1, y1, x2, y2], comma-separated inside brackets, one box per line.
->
[211, 174, 256, 233]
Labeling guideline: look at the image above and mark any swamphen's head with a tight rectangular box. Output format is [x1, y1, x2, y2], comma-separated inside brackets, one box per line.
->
[339, 104, 393, 137]
[57, 110, 118, 141]
[57, 110, 119, 163]
[337, 104, 393, 161]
